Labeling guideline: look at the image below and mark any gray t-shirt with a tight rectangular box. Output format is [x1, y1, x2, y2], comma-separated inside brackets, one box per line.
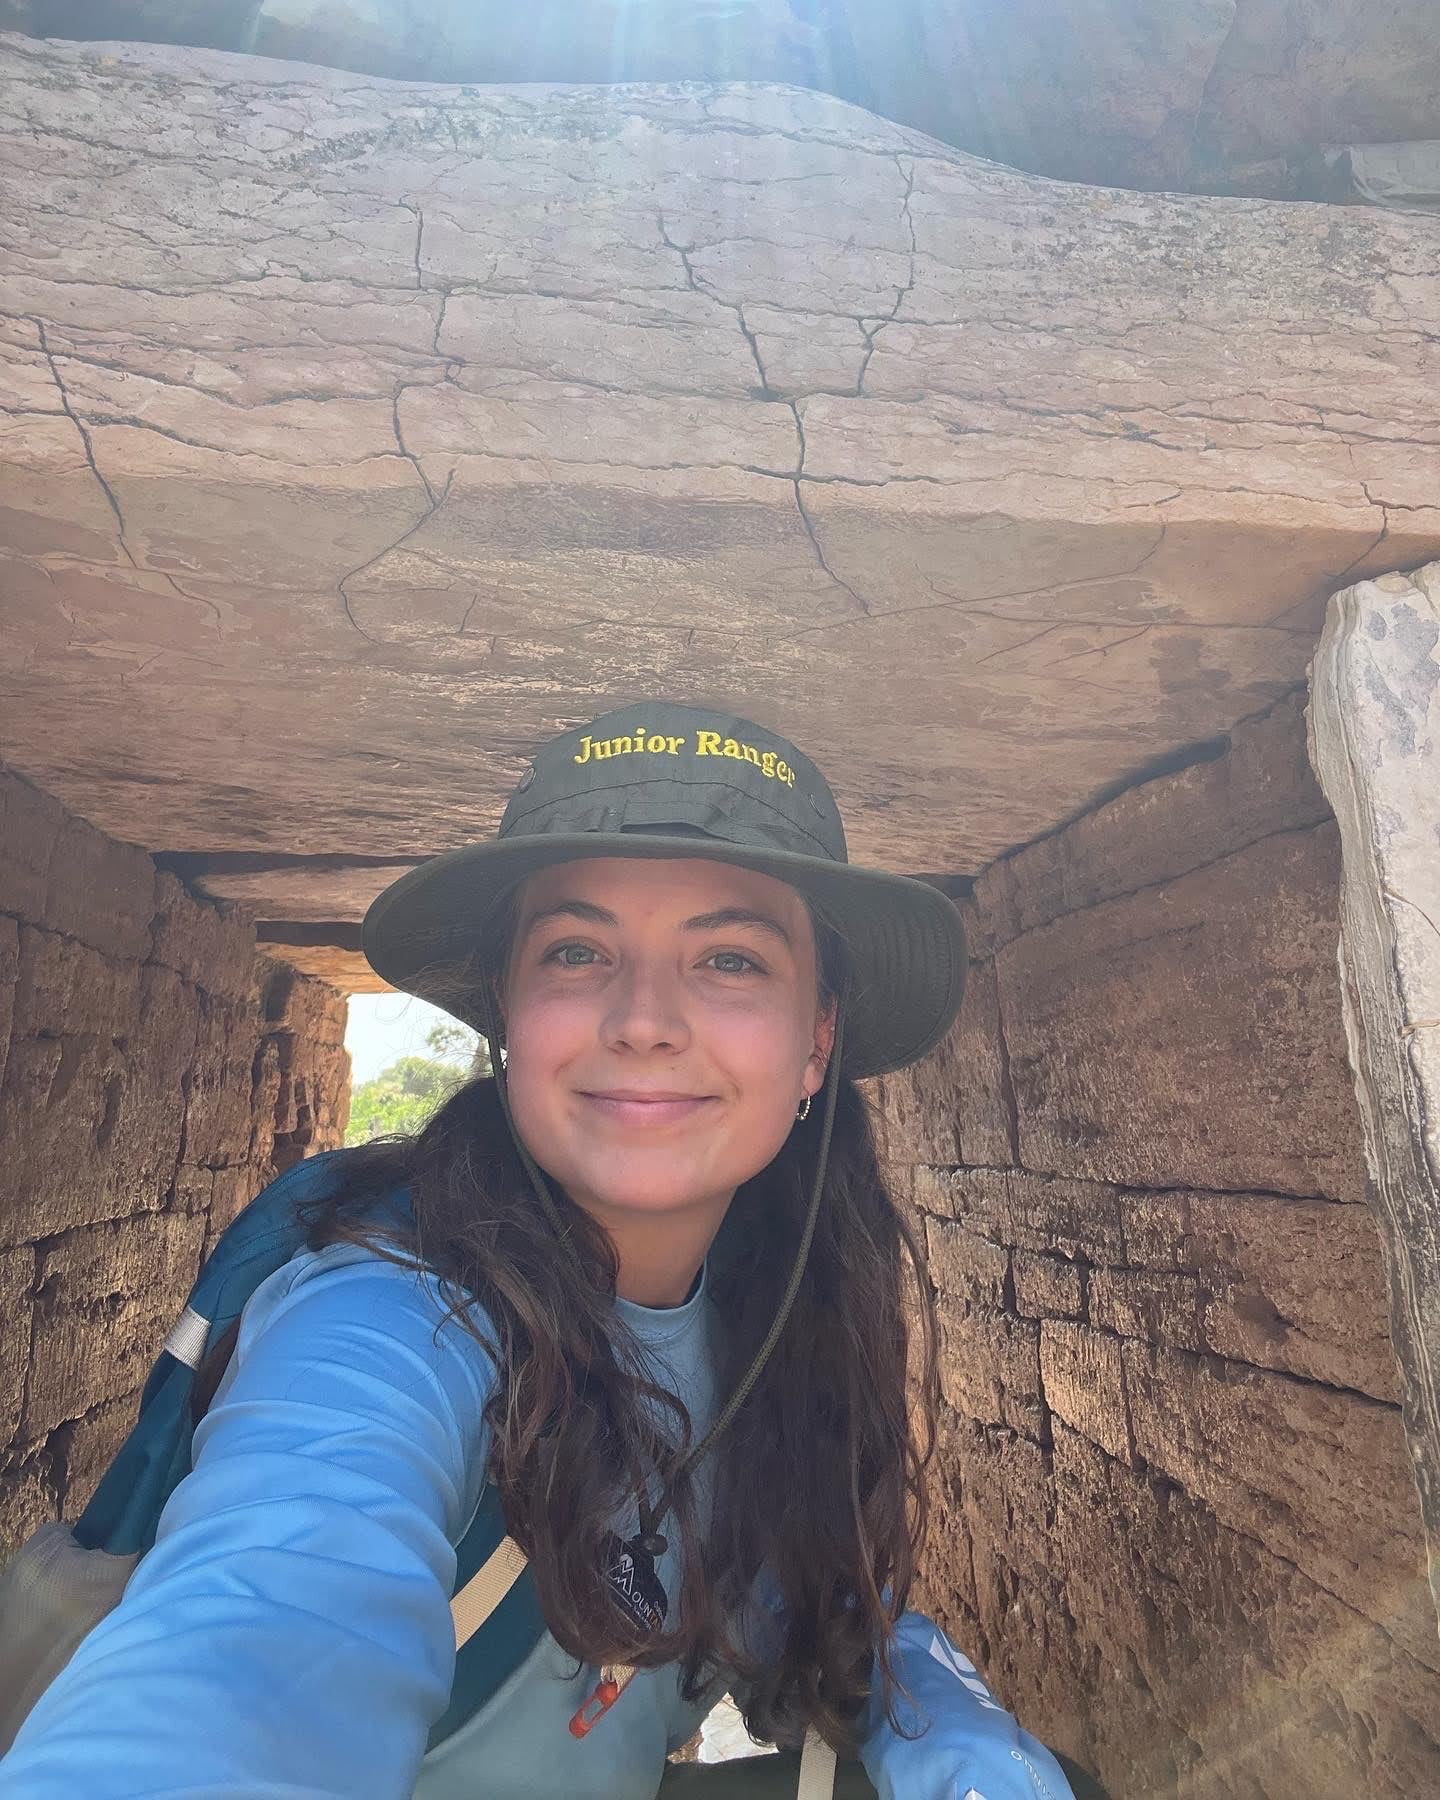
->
[419, 1269, 731, 1800]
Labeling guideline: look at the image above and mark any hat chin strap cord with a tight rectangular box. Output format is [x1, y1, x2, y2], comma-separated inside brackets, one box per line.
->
[477, 981, 846, 1557]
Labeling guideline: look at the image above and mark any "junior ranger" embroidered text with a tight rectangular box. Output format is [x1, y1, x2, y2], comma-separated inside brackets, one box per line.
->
[572, 730, 796, 786]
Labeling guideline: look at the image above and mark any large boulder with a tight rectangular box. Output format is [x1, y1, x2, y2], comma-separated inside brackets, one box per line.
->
[3, 33, 1439, 972]
[8, 2, 1440, 195]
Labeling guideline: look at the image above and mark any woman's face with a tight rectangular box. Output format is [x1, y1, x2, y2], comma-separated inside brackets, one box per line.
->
[501, 857, 834, 1228]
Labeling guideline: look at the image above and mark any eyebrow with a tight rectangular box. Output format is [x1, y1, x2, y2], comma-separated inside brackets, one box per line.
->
[681, 907, 793, 947]
[519, 899, 792, 947]
[521, 899, 619, 934]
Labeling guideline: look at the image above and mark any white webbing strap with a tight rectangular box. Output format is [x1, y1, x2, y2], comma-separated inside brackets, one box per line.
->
[162, 1304, 210, 1370]
[797, 1728, 837, 1800]
[449, 1537, 837, 1799]
[451, 1533, 530, 1649]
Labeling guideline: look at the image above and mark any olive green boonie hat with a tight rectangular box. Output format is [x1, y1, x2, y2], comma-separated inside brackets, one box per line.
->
[362, 703, 966, 1078]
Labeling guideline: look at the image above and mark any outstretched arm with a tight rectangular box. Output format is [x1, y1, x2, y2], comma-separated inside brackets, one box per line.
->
[0, 1246, 496, 1799]
[859, 1612, 1077, 1800]
[725, 1582, 1077, 1800]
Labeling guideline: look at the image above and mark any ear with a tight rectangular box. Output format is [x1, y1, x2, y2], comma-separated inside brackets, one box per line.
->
[802, 997, 838, 1097]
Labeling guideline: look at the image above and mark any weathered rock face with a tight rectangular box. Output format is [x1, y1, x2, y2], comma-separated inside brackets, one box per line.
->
[160, 858, 413, 990]
[4, 35, 1440, 983]
[0, 764, 351, 1552]
[8, 0, 1440, 198]
[1309, 566, 1440, 1635]
[877, 695, 1439, 1798]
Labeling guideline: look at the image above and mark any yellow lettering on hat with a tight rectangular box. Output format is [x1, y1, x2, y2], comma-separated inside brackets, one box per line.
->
[576, 731, 690, 766]
[575, 730, 693, 767]
[696, 731, 722, 756]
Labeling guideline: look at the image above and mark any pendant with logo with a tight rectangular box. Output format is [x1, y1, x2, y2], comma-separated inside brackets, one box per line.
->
[604, 1529, 668, 1635]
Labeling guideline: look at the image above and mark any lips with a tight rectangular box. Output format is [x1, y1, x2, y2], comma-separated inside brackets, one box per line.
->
[577, 1090, 715, 1127]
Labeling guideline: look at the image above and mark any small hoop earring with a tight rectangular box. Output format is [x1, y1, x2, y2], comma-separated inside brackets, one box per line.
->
[796, 1095, 812, 1122]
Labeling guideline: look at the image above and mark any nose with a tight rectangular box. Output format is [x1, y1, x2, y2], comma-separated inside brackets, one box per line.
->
[600, 958, 691, 1056]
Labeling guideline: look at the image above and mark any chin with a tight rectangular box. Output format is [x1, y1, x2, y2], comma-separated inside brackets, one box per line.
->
[580, 1177, 721, 1217]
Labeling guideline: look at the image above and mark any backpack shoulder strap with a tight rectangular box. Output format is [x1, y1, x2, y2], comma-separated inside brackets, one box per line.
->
[73, 1150, 359, 1555]
[797, 1732, 837, 1799]
[427, 1482, 545, 1750]
[452, 1533, 529, 1649]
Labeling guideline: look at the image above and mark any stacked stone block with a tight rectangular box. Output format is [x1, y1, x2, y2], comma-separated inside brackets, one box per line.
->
[879, 697, 1439, 1799]
[0, 766, 350, 1553]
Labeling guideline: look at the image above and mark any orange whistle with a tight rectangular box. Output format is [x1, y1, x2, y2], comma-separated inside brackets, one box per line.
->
[568, 1676, 623, 1739]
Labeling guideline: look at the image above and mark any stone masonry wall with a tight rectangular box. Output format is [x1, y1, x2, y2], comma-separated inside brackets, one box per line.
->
[0, 765, 350, 1553]
[877, 697, 1439, 1799]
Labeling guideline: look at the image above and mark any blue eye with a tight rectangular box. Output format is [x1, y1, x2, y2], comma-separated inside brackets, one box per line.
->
[708, 950, 757, 974]
[548, 942, 598, 967]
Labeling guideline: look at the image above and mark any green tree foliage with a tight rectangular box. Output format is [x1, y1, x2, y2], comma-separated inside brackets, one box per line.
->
[344, 1020, 486, 1145]
[423, 1018, 483, 1067]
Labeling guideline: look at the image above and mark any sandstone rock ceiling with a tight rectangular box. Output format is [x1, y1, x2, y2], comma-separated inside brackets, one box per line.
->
[10, 0, 1440, 198]
[3, 34, 1440, 987]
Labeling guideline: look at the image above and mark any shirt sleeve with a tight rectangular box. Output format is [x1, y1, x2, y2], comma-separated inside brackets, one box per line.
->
[0, 1245, 498, 1799]
[859, 1612, 1078, 1800]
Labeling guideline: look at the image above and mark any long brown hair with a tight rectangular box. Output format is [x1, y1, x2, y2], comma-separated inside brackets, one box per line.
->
[304, 968, 939, 1750]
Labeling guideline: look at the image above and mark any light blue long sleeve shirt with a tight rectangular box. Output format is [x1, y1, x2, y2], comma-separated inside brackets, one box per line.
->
[1, 1242, 1074, 1800]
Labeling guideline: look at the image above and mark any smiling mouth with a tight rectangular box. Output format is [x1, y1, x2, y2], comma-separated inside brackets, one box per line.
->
[577, 1091, 715, 1125]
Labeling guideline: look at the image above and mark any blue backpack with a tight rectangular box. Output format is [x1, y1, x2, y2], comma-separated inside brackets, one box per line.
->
[0, 1149, 544, 1754]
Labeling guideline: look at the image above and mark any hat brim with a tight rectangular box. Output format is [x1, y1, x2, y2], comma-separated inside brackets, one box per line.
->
[362, 834, 966, 1081]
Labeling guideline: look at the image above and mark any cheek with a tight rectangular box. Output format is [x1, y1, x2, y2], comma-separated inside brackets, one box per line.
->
[714, 1021, 811, 1179]
[711, 1003, 815, 1092]
[500, 991, 592, 1119]
[500, 1001, 580, 1176]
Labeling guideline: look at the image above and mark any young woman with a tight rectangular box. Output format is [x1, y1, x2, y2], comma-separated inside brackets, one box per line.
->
[0, 704, 1081, 1799]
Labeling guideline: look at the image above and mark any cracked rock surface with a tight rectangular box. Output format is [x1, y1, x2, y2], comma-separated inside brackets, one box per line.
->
[3, 33, 1440, 945]
[10, 0, 1440, 197]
